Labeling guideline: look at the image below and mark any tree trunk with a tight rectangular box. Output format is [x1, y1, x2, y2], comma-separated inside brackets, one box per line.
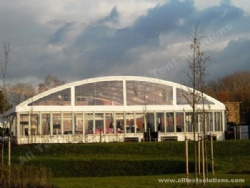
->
[185, 136, 189, 185]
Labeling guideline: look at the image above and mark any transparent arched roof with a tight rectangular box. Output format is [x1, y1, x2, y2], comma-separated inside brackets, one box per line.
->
[9, 76, 225, 114]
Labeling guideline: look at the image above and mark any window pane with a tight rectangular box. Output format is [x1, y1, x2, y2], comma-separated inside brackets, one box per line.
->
[75, 113, 83, 134]
[20, 114, 29, 136]
[176, 88, 214, 105]
[135, 113, 144, 133]
[105, 113, 114, 134]
[157, 113, 165, 132]
[63, 113, 72, 134]
[146, 113, 155, 132]
[75, 81, 123, 106]
[29, 88, 71, 106]
[85, 113, 93, 134]
[41, 113, 50, 135]
[95, 113, 104, 134]
[126, 81, 173, 105]
[215, 112, 222, 131]
[206, 112, 213, 131]
[125, 113, 135, 133]
[185, 113, 192, 132]
[53, 113, 61, 135]
[115, 113, 125, 133]
[166, 112, 174, 132]
[176, 112, 184, 132]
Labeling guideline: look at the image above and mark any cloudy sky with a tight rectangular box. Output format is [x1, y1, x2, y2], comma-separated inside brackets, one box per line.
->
[1, 0, 250, 85]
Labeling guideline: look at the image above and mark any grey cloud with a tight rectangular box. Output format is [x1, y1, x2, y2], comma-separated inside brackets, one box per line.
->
[132, 0, 195, 38]
[3, 0, 250, 85]
[69, 0, 196, 77]
[59, 0, 250, 83]
[193, 1, 244, 29]
[49, 22, 75, 44]
[99, 6, 119, 24]
[207, 38, 250, 81]
[146, 36, 250, 84]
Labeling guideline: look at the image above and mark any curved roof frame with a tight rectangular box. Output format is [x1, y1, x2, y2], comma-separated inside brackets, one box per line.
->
[7, 76, 225, 115]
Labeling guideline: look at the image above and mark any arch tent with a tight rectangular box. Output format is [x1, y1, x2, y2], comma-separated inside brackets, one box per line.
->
[5, 76, 225, 144]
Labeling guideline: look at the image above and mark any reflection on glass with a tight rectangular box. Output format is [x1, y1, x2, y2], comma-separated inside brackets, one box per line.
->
[135, 113, 144, 133]
[75, 81, 123, 106]
[63, 113, 72, 135]
[75, 113, 83, 134]
[105, 113, 114, 134]
[125, 113, 134, 133]
[115, 113, 125, 133]
[85, 113, 93, 134]
[186, 113, 192, 132]
[29, 88, 71, 106]
[95, 113, 104, 134]
[146, 113, 155, 132]
[199, 113, 207, 133]
[176, 112, 184, 132]
[215, 112, 222, 131]
[41, 113, 50, 135]
[53, 113, 61, 135]
[157, 113, 165, 132]
[126, 81, 173, 105]
[20, 114, 30, 136]
[176, 88, 214, 105]
[166, 113, 174, 132]
[206, 112, 213, 131]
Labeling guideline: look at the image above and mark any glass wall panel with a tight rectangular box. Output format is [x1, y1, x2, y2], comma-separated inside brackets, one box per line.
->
[156, 113, 165, 132]
[146, 113, 155, 132]
[85, 113, 94, 134]
[176, 112, 184, 132]
[29, 88, 71, 106]
[10, 115, 17, 136]
[95, 113, 104, 134]
[176, 88, 214, 105]
[185, 112, 200, 132]
[20, 114, 29, 136]
[197, 113, 202, 133]
[126, 81, 173, 105]
[28, 114, 38, 135]
[185, 112, 192, 132]
[52, 113, 61, 135]
[135, 113, 144, 133]
[176, 89, 189, 105]
[206, 112, 213, 131]
[125, 113, 135, 133]
[115, 113, 125, 133]
[195, 113, 200, 133]
[198, 113, 207, 133]
[75, 113, 83, 134]
[75, 81, 123, 106]
[166, 112, 174, 132]
[41, 113, 50, 135]
[63, 113, 72, 134]
[154, 83, 173, 105]
[105, 113, 114, 134]
[215, 112, 222, 131]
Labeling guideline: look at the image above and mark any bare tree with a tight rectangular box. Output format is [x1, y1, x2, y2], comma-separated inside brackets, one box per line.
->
[206, 71, 250, 124]
[8, 82, 35, 106]
[0, 43, 11, 183]
[37, 74, 65, 93]
[0, 91, 9, 114]
[182, 25, 210, 182]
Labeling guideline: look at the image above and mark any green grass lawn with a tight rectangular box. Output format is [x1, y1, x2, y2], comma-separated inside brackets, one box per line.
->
[6, 140, 250, 187]
[53, 174, 250, 188]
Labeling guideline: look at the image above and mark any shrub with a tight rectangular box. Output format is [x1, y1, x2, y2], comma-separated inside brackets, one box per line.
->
[0, 164, 57, 188]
